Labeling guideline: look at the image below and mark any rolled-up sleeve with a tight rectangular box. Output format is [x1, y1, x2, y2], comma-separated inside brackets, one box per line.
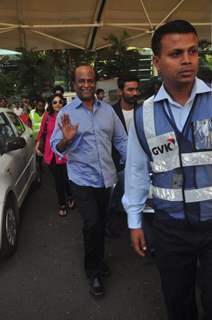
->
[122, 121, 150, 229]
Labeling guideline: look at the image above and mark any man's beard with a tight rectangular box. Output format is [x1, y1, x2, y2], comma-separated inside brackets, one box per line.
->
[123, 94, 138, 105]
[79, 91, 95, 101]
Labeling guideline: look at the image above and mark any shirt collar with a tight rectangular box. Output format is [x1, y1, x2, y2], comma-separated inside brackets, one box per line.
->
[154, 77, 212, 105]
[72, 96, 101, 109]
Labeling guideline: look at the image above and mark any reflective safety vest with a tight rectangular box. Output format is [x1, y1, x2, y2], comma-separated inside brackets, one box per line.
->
[134, 92, 212, 223]
[29, 109, 44, 140]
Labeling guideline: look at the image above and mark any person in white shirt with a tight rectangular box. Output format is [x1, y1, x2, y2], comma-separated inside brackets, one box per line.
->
[107, 77, 140, 238]
[13, 102, 24, 116]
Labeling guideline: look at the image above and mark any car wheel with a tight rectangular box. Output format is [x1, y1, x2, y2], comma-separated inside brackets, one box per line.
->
[1, 196, 18, 258]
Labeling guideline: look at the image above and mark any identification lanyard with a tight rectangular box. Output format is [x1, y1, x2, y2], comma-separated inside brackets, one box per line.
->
[163, 97, 199, 189]
[162, 95, 199, 138]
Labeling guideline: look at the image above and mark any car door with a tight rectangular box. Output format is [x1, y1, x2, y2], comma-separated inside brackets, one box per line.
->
[0, 112, 26, 204]
[5, 112, 36, 197]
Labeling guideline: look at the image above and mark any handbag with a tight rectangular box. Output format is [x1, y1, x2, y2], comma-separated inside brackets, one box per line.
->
[37, 114, 49, 153]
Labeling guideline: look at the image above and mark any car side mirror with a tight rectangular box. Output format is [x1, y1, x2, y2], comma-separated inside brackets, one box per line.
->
[0, 136, 26, 155]
[6, 137, 26, 152]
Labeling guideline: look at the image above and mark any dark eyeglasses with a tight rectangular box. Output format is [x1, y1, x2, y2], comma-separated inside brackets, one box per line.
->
[53, 100, 63, 105]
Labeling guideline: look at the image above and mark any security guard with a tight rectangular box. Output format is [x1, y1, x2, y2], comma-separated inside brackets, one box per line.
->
[123, 20, 212, 320]
[29, 97, 46, 140]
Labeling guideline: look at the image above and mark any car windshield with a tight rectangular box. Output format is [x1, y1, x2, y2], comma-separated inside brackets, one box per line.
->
[0, 113, 15, 139]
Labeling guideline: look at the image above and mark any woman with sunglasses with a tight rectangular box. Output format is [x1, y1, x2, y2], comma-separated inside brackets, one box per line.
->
[36, 93, 74, 216]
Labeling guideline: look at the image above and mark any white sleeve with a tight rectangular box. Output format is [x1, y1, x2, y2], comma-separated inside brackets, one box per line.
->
[122, 121, 150, 229]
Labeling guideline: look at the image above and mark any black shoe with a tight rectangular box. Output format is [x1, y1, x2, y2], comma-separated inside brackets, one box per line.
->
[99, 262, 111, 277]
[89, 276, 105, 297]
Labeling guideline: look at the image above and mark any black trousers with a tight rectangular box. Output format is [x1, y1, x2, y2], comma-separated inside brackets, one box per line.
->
[153, 217, 212, 320]
[70, 181, 110, 278]
[48, 156, 71, 207]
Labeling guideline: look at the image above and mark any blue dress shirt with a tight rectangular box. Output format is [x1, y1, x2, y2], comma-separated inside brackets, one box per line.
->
[50, 96, 128, 188]
[122, 78, 212, 229]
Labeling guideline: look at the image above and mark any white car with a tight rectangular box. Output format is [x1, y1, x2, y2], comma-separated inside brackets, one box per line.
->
[0, 108, 38, 257]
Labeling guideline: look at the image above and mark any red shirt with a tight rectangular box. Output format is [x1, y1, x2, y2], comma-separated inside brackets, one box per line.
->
[19, 113, 32, 128]
[37, 112, 67, 165]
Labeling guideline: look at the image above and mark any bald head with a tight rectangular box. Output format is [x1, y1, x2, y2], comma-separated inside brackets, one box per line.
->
[72, 65, 96, 102]
[71, 65, 96, 83]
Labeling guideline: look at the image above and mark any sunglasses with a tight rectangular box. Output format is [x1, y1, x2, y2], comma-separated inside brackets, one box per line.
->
[53, 100, 63, 105]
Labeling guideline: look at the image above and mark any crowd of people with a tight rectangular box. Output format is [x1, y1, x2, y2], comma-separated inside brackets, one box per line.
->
[0, 86, 75, 215]
[1, 19, 212, 320]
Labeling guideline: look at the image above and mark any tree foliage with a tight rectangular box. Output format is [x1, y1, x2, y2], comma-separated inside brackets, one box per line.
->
[198, 40, 212, 82]
[67, 32, 142, 80]
[0, 50, 56, 100]
[16, 50, 55, 98]
[1, 34, 212, 102]
[0, 70, 17, 98]
[0, 32, 143, 100]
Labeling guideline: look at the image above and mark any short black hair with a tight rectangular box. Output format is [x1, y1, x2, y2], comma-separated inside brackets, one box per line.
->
[70, 64, 96, 83]
[117, 77, 139, 90]
[151, 20, 198, 56]
[53, 85, 64, 94]
[36, 97, 46, 105]
[96, 88, 104, 95]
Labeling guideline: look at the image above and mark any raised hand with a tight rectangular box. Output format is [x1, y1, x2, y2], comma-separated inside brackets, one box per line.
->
[58, 113, 79, 142]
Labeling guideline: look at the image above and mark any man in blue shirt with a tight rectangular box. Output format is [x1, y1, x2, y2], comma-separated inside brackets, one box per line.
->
[51, 65, 127, 297]
[123, 20, 212, 320]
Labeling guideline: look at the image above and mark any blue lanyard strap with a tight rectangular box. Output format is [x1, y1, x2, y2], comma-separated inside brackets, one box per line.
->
[162, 95, 199, 137]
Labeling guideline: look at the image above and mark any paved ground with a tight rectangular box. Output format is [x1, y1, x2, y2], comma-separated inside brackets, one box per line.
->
[0, 167, 166, 320]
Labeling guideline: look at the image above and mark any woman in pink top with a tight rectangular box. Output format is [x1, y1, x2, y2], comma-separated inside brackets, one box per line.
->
[36, 94, 74, 216]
